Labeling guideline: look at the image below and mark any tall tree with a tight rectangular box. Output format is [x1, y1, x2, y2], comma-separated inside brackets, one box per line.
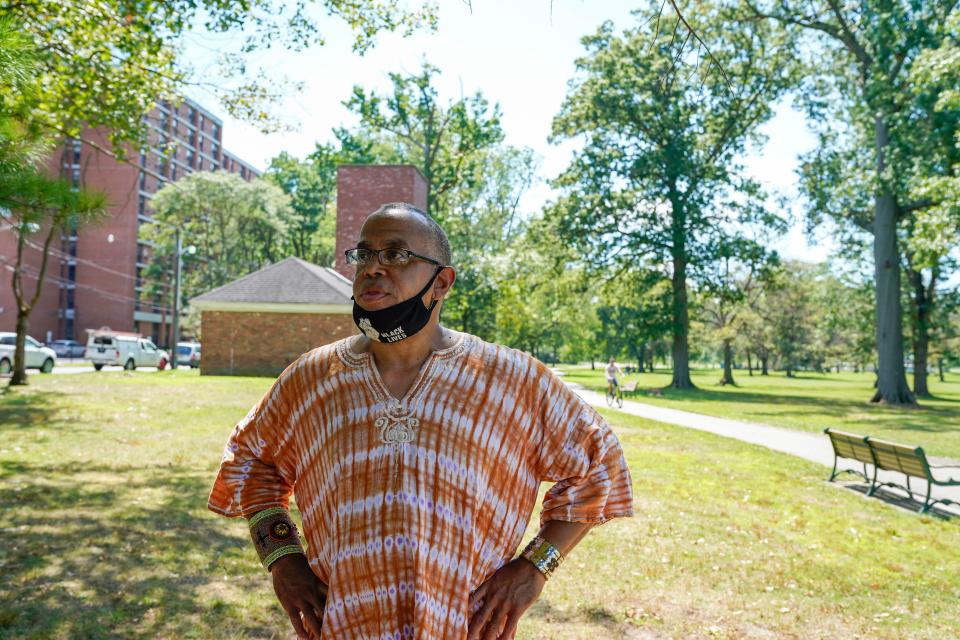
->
[0, 19, 105, 385]
[746, 0, 960, 404]
[698, 245, 775, 385]
[764, 262, 821, 377]
[549, 3, 792, 389]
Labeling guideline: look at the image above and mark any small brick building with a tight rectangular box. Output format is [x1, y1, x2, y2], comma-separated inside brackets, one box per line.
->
[190, 257, 355, 376]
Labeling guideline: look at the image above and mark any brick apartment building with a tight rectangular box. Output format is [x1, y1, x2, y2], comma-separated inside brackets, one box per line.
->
[0, 98, 259, 347]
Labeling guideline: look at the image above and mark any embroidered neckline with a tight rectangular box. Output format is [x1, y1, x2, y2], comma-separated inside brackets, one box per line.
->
[335, 333, 473, 408]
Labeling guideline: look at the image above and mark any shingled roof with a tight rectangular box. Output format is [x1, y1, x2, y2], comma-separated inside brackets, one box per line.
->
[190, 257, 353, 309]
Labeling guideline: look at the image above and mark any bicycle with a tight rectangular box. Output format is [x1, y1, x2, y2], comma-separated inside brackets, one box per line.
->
[605, 381, 623, 408]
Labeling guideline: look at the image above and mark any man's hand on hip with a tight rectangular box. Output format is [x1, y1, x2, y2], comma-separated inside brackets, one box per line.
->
[467, 558, 546, 640]
[270, 554, 328, 640]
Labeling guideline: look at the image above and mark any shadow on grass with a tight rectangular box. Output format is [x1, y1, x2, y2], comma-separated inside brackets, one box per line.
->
[0, 462, 275, 639]
[527, 598, 627, 633]
[0, 388, 65, 431]
[828, 479, 957, 521]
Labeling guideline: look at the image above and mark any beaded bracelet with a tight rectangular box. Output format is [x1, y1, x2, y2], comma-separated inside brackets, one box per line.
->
[248, 507, 305, 570]
[520, 535, 564, 580]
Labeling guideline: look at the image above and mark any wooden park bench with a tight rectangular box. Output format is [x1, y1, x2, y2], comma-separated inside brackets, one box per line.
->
[621, 380, 639, 396]
[865, 437, 960, 514]
[825, 428, 960, 514]
[824, 429, 875, 484]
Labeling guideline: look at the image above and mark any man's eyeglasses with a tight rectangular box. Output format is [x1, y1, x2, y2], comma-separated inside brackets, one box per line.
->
[344, 247, 442, 267]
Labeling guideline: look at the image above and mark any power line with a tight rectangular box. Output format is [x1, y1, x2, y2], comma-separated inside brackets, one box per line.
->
[1, 257, 172, 313]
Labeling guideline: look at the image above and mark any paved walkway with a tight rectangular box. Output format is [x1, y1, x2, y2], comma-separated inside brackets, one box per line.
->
[568, 383, 960, 517]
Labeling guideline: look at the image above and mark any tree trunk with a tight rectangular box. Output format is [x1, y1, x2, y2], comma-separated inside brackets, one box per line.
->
[747, 350, 753, 376]
[10, 311, 30, 385]
[670, 227, 694, 389]
[938, 358, 944, 382]
[10, 219, 58, 386]
[870, 116, 915, 405]
[719, 339, 735, 385]
[908, 267, 933, 398]
[760, 353, 769, 376]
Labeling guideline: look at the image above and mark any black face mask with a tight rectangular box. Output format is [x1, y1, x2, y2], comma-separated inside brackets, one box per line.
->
[352, 267, 443, 343]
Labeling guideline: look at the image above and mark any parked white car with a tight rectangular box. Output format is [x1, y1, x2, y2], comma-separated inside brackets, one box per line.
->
[84, 330, 169, 371]
[0, 332, 57, 374]
[175, 342, 201, 368]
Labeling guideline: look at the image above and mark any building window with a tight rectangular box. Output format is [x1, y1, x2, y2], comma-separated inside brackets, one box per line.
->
[189, 128, 196, 147]
[67, 262, 76, 282]
[188, 105, 196, 122]
[186, 150, 194, 167]
[199, 114, 205, 132]
[66, 287, 75, 308]
[212, 123, 220, 139]
[139, 171, 146, 190]
[211, 140, 219, 157]
[171, 164, 177, 180]
[198, 138, 204, 153]
[72, 139, 82, 164]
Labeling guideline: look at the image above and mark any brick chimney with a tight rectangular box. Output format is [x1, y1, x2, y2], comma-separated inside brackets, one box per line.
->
[334, 165, 429, 279]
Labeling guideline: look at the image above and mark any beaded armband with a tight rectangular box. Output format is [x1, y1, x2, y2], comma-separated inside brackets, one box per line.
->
[520, 535, 564, 580]
[248, 507, 305, 570]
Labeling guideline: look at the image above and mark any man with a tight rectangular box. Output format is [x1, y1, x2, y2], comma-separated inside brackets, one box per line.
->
[605, 357, 623, 397]
[208, 202, 634, 640]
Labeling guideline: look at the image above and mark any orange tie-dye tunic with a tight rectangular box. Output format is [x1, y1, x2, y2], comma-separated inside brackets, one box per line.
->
[208, 333, 633, 639]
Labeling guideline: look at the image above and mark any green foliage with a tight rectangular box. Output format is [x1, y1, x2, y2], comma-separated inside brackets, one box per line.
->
[344, 62, 506, 216]
[815, 265, 876, 371]
[0, 16, 107, 385]
[143, 172, 293, 302]
[266, 149, 338, 267]
[3, 0, 437, 153]
[438, 145, 538, 338]
[595, 272, 672, 366]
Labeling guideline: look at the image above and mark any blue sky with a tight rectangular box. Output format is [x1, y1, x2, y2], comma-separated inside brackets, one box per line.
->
[184, 0, 834, 262]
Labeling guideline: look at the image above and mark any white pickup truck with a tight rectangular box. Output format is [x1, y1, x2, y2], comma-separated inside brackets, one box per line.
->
[85, 330, 169, 371]
[0, 332, 58, 374]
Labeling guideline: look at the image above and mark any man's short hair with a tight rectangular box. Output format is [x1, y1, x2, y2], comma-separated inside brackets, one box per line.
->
[371, 202, 452, 266]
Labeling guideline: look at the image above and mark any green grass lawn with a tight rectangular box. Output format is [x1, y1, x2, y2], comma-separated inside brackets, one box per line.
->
[558, 366, 960, 460]
[1, 370, 958, 639]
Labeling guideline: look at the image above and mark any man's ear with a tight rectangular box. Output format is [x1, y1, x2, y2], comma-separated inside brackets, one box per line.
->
[433, 266, 456, 299]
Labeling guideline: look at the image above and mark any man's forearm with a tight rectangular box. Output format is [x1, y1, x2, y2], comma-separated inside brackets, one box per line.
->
[517, 520, 594, 581]
[247, 507, 306, 570]
[539, 520, 594, 557]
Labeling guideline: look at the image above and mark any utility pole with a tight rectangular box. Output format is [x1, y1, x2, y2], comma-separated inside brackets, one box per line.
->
[171, 227, 182, 369]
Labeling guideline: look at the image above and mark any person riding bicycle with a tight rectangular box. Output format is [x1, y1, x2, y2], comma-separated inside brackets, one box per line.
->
[605, 357, 623, 396]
